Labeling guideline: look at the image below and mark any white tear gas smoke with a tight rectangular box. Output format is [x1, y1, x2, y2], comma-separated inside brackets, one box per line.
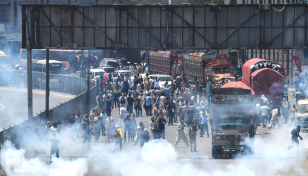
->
[2, 124, 307, 176]
[1, 141, 88, 176]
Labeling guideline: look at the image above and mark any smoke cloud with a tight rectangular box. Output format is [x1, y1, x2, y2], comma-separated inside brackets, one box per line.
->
[2, 123, 307, 176]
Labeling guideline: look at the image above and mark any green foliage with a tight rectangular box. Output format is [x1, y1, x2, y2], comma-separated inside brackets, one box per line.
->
[203, 0, 224, 4]
[187, 0, 224, 5]
[186, 0, 208, 4]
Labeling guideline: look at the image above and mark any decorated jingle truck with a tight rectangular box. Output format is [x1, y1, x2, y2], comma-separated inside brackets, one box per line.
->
[204, 52, 237, 89]
[242, 58, 286, 109]
[210, 82, 255, 159]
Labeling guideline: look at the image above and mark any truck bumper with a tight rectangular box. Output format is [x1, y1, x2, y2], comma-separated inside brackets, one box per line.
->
[222, 145, 246, 154]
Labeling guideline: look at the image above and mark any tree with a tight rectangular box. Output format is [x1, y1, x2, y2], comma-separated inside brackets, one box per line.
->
[187, 0, 224, 5]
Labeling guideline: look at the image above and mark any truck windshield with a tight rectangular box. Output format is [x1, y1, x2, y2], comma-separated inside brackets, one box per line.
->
[219, 118, 244, 126]
[299, 104, 308, 113]
[214, 68, 229, 74]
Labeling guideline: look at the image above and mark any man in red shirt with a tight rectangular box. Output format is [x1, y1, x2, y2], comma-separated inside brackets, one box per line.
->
[183, 88, 190, 106]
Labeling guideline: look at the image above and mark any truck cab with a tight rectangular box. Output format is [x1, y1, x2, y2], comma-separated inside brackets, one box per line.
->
[210, 83, 255, 159]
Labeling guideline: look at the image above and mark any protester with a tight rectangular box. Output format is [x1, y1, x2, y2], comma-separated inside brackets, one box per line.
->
[120, 105, 127, 127]
[130, 114, 137, 143]
[114, 125, 123, 153]
[94, 117, 101, 142]
[154, 77, 160, 89]
[186, 104, 195, 126]
[260, 104, 269, 128]
[106, 115, 115, 142]
[290, 104, 297, 126]
[127, 93, 134, 115]
[174, 119, 189, 147]
[268, 108, 280, 129]
[183, 88, 190, 105]
[288, 125, 303, 153]
[149, 117, 156, 139]
[295, 90, 302, 103]
[133, 121, 144, 146]
[157, 117, 166, 139]
[189, 120, 198, 152]
[119, 93, 127, 109]
[105, 95, 112, 115]
[152, 124, 162, 139]
[83, 118, 91, 149]
[134, 94, 141, 117]
[282, 98, 290, 123]
[49, 133, 60, 163]
[163, 85, 170, 96]
[69, 116, 76, 140]
[146, 93, 153, 116]
[166, 101, 175, 126]
[124, 115, 132, 143]
[199, 111, 209, 137]
[75, 112, 83, 138]
[140, 128, 150, 147]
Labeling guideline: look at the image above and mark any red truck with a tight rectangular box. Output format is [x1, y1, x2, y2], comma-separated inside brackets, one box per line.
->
[242, 58, 286, 107]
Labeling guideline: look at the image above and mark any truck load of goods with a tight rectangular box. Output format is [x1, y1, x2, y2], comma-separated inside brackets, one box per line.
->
[182, 53, 204, 83]
[204, 52, 236, 88]
[149, 51, 171, 75]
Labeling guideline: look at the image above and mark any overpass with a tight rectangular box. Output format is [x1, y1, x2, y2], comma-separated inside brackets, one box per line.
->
[22, 4, 308, 50]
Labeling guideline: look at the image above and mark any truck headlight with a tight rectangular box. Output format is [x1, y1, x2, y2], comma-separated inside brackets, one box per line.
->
[216, 136, 221, 140]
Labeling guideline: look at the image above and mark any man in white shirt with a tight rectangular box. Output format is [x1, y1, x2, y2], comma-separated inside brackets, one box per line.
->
[128, 77, 134, 89]
[154, 77, 160, 89]
[129, 64, 134, 76]
[260, 105, 269, 128]
[120, 105, 127, 127]
[145, 67, 148, 74]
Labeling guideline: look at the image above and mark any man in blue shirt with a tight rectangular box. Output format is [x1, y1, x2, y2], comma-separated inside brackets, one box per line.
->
[163, 85, 171, 97]
[199, 111, 209, 137]
[114, 75, 119, 83]
[146, 93, 153, 116]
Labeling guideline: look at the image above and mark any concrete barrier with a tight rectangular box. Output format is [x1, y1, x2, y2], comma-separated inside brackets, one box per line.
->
[0, 70, 96, 150]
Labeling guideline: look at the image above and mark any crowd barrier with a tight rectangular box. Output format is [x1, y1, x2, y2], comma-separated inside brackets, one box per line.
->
[0, 70, 96, 151]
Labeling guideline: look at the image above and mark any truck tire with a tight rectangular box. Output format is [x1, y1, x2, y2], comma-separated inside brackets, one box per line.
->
[212, 147, 217, 159]
[212, 145, 221, 159]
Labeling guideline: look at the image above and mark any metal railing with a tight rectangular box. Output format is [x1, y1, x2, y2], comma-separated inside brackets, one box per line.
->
[0, 70, 96, 153]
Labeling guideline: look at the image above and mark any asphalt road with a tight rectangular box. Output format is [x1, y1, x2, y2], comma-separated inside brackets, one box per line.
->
[0, 87, 74, 130]
[33, 90, 308, 176]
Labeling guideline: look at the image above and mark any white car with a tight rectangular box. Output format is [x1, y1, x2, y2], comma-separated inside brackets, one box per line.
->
[148, 74, 173, 89]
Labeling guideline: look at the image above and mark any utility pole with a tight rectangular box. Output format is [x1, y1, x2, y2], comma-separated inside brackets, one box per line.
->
[26, 7, 33, 119]
[86, 51, 91, 113]
[46, 49, 50, 120]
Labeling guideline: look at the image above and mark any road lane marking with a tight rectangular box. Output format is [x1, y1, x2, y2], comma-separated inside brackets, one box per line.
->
[0, 103, 3, 110]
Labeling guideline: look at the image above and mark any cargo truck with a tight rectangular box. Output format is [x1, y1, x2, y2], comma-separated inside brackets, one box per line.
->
[210, 82, 255, 159]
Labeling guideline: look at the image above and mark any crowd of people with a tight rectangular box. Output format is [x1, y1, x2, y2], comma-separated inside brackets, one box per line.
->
[45, 63, 306, 162]
[255, 94, 304, 153]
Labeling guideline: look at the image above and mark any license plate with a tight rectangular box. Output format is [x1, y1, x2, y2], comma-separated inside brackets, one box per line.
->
[227, 142, 235, 145]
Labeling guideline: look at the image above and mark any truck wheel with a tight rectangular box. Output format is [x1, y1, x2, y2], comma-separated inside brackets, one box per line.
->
[212, 146, 221, 159]
[212, 147, 217, 159]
